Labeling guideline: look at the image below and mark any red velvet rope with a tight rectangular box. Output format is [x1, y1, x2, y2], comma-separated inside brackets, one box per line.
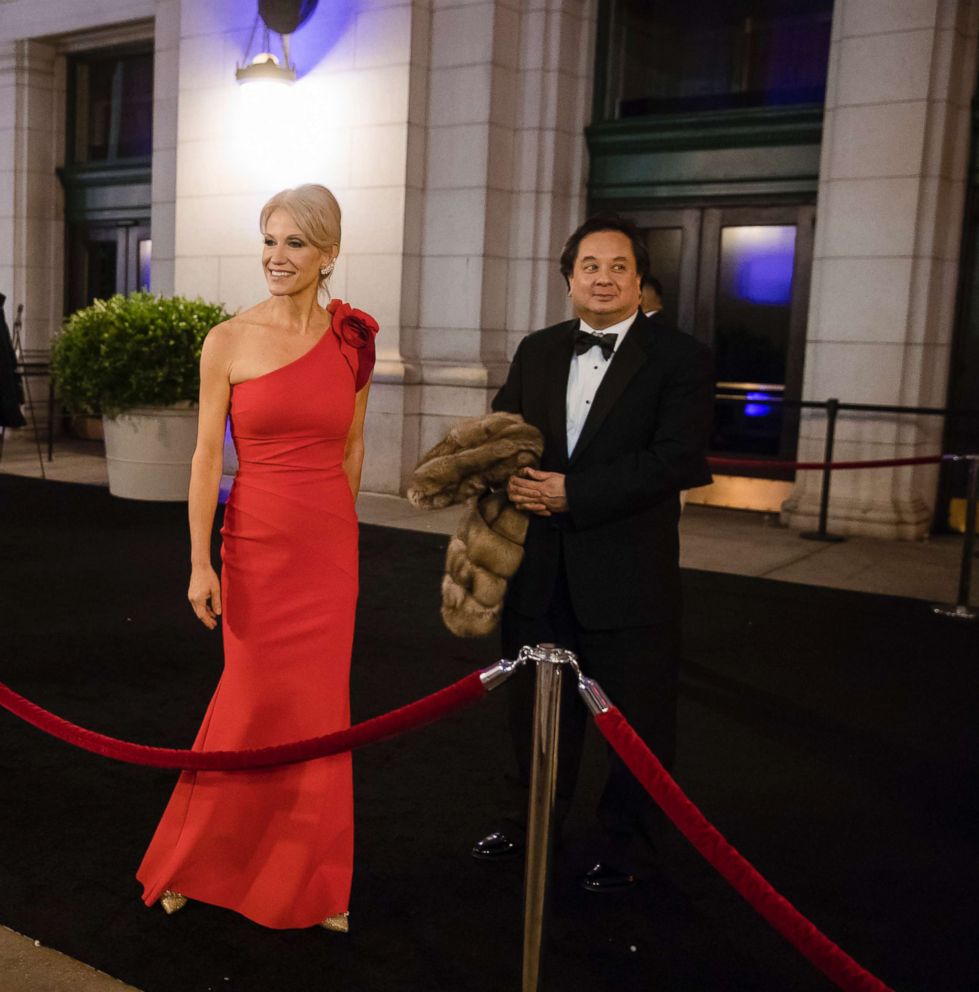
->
[595, 707, 895, 992]
[0, 672, 487, 770]
[708, 454, 943, 472]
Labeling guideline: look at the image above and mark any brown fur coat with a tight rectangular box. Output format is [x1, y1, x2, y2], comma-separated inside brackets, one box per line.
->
[407, 412, 544, 637]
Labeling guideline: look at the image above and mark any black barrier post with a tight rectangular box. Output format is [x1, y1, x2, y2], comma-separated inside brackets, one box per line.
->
[933, 455, 978, 621]
[9, 305, 47, 478]
[801, 397, 845, 543]
[48, 376, 55, 462]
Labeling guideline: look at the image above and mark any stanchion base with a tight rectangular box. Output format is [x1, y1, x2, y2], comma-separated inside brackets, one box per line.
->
[800, 531, 846, 543]
[931, 603, 977, 621]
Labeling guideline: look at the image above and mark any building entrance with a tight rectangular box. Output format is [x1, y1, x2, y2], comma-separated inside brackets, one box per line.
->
[626, 204, 815, 508]
[61, 43, 154, 315]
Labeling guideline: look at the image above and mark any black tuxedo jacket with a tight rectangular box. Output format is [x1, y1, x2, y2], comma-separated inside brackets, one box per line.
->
[492, 310, 714, 630]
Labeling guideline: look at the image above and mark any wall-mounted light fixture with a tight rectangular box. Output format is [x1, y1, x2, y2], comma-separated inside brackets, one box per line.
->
[236, 0, 318, 86]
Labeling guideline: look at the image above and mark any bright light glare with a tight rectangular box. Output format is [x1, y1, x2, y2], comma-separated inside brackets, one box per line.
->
[726, 226, 788, 249]
[231, 78, 340, 190]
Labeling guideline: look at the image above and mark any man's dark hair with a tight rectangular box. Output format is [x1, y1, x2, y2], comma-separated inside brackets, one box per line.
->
[642, 275, 663, 298]
[559, 214, 650, 288]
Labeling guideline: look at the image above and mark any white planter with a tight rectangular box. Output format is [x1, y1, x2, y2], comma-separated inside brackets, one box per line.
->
[102, 404, 199, 501]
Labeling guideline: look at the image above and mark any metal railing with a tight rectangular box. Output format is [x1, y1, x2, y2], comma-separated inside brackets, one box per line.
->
[713, 389, 978, 539]
[712, 389, 977, 620]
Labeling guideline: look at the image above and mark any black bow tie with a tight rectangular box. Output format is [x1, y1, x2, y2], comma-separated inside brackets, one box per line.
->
[573, 330, 617, 360]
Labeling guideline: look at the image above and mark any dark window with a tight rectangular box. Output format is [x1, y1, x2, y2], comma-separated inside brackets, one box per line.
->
[603, 0, 832, 119]
[70, 50, 153, 163]
[84, 236, 118, 305]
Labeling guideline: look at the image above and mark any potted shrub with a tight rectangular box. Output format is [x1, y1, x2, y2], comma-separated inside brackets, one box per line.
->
[50, 299, 106, 441]
[51, 292, 230, 500]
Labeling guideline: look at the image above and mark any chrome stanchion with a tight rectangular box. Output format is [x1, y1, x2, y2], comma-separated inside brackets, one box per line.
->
[577, 672, 612, 717]
[479, 655, 524, 691]
[933, 454, 978, 621]
[520, 643, 576, 992]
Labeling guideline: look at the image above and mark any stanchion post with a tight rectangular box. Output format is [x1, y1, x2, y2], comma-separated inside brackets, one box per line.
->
[801, 397, 845, 543]
[960, 456, 978, 602]
[521, 644, 573, 992]
[933, 454, 977, 621]
[47, 376, 55, 462]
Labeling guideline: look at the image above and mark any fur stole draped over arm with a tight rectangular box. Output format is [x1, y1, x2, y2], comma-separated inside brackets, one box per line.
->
[407, 412, 544, 638]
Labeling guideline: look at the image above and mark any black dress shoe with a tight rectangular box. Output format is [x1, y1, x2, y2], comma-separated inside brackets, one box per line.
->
[578, 862, 637, 892]
[472, 831, 522, 860]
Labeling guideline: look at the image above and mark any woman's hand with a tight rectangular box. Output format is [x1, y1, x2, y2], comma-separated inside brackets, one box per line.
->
[188, 564, 222, 630]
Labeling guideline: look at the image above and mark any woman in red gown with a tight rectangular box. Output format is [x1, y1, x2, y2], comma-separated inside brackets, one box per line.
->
[137, 184, 377, 931]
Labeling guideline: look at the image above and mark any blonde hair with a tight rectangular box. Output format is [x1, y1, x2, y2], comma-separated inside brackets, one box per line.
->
[259, 184, 342, 290]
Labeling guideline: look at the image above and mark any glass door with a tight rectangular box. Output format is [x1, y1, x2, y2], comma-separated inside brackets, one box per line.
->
[625, 204, 814, 474]
[629, 208, 701, 333]
[67, 221, 151, 313]
[697, 206, 813, 466]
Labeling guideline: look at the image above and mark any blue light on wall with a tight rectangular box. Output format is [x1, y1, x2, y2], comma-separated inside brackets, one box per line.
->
[286, 0, 358, 78]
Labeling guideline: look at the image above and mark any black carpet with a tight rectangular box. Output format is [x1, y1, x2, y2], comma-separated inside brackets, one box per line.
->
[0, 474, 977, 992]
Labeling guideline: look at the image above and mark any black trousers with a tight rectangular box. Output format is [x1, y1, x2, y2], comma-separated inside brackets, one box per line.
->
[500, 558, 681, 872]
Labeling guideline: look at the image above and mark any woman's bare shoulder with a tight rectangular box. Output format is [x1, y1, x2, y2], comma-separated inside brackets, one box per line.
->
[200, 318, 231, 352]
[202, 316, 254, 368]
[205, 308, 267, 347]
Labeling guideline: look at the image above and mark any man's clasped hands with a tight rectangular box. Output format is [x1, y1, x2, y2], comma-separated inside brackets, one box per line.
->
[507, 467, 569, 516]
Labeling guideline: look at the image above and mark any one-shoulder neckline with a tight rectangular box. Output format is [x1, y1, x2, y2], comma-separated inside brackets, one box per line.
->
[231, 316, 334, 389]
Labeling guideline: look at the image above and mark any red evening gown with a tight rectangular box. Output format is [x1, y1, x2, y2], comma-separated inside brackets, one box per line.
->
[137, 300, 378, 929]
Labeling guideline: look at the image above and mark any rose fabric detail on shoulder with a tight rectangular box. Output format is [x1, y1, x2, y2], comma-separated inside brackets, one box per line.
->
[328, 299, 379, 392]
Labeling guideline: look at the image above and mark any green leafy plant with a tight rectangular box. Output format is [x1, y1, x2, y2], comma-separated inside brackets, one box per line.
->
[51, 292, 231, 416]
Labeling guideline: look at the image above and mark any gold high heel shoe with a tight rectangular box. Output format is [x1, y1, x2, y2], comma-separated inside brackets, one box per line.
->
[160, 890, 188, 915]
[319, 911, 349, 933]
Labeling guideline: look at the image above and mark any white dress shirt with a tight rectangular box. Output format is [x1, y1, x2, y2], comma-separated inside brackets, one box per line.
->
[566, 310, 639, 456]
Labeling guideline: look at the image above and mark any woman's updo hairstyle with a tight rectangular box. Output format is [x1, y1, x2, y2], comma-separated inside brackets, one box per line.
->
[260, 184, 342, 291]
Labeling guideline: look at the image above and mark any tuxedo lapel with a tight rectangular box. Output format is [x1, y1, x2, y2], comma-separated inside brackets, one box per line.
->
[541, 321, 576, 467]
[568, 316, 649, 467]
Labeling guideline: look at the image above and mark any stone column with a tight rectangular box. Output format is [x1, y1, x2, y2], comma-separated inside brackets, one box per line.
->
[0, 39, 63, 432]
[391, 0, 595, 488]
[150, 0, 181, 297]
[359, 0, 430, 494]
[0, 40, 63, 359]
[782, 0, 979, 538]
[0, 42, 18, 322]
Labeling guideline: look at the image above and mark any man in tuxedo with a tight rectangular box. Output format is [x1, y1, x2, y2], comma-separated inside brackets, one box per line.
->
[472, 215, 713, 891]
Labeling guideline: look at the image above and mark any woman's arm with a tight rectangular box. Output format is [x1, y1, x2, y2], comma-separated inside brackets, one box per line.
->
[187, 324, 233, 629]
[342, 380, 371, 500]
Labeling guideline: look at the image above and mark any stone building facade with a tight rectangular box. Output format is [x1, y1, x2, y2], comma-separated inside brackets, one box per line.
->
[1, 0, 977, 537]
